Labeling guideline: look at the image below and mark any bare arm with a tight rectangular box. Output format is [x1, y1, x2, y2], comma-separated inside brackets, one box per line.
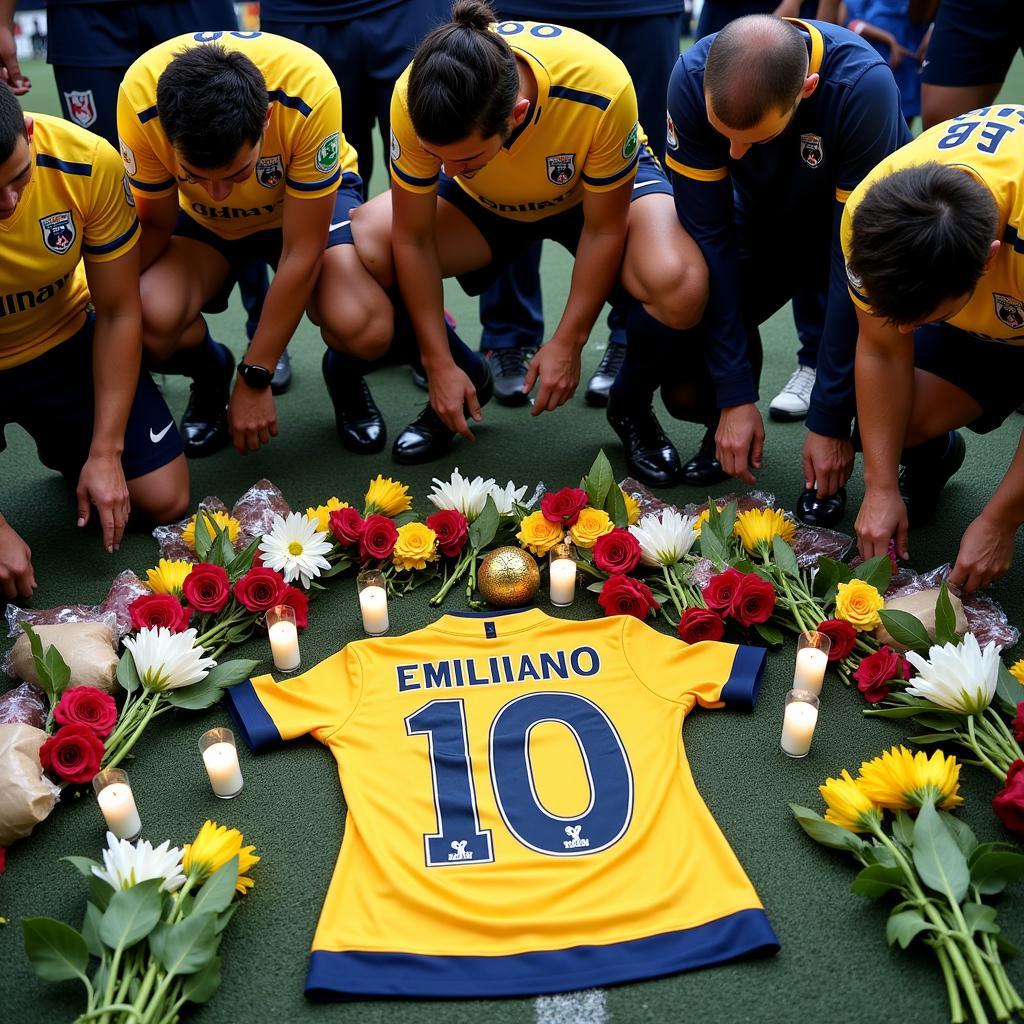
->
[135, 193, 179, 271]
[0, 0, 29, 94]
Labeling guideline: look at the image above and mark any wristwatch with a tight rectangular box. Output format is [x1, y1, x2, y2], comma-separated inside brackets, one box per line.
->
[237, 361, 274, 390]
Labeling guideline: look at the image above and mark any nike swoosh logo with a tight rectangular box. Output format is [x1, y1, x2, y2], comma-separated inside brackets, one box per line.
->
[150, 421, 174, 443]
[329, 219, 351, 231]
[632, 180, 659, 190]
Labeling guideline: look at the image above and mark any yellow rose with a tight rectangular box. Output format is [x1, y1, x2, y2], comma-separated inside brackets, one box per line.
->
[392, 522, 438, 571]
[835, 579, 885, 631]
[517, 510, 564, 556]
[569, 507, 614, 549]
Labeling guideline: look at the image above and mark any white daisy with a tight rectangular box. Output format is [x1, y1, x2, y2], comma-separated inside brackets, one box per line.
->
[92, 832, 185, 893]
[428, 468, 496, 521]
[905, 633, 1001, 715]
[489, 479, 529, 516]
[123, 626, 216, 692]
[628, 508, 699, 567]
[258, 512, 333, 587]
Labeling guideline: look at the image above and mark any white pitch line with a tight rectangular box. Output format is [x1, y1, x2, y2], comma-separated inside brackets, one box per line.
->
[535, 988, 608, 1024]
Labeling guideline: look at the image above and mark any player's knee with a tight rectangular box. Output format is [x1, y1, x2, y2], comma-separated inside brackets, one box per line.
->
[129, 458, 190, 524]
[321, 293, 393, 361]
[140, 285, 188, 354]
[349, 205, 393, 284]
[652, 261, 708, 331]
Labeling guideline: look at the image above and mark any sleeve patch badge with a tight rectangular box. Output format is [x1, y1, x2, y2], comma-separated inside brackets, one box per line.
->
[118, 137, 137, 177]
[390, 128, 401, 163]
[622, 122, 639, 160]
[666, 112, 678, 151]
[315, 133, 340, 173]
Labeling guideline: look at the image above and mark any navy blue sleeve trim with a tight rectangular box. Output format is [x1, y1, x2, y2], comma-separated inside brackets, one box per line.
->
[719, 645, 766, 711]
[390, 160, 439, 188]
[82, 216, 140, 255]
[548, 85, 611, 111]
[35, 154, 92, 175]
[305, 909, 779, 999]
[127, 175, 176, 192]
[1003, 223, 1024, 255]
[137, 105, 159, 124]
[267, 89, 313, 117]
[225, 679, 283, 753]
[581, 151, 639, 187]
[285, 166, 341, 192]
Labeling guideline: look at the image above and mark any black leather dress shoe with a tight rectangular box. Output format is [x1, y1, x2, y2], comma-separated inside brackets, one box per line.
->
[606, 395, 683, 487]
[322, 351, 386, 454]
[393, 360, 494, 465]
[181, 347, 235, 458]
[485, 348, 534, 407]
[899, 430, 967, 527]
[585, 343, 626, 407]
[271, 350, 292, 395]
[796, 486, 847, 528]
[681, 428, 729, 486]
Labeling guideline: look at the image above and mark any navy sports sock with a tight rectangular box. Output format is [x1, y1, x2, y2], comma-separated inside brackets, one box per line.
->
[390, 291, 486, 387]
[152, 327, 231, 380]
[901, 432, 951, 465]
[609, 303, 685, 408]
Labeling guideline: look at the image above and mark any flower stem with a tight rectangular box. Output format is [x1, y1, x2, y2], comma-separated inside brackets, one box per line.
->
[104, 693, 163, 770]
[934, 940, 967, 1024]
[967, 716, 1010, 781]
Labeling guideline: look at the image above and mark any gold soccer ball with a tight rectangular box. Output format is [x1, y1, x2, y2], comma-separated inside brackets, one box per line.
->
[477, 546, 540, 608]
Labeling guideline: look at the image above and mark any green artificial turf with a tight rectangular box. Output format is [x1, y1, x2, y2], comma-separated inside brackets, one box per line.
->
[2, 55, 1024, 1024]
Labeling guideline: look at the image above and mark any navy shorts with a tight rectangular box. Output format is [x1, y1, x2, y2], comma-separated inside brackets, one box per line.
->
[914, 322, 1024, 434]
[922, 0, 1024, 89]
[437, 148, 673, 296]
[0, 314, 183, 480]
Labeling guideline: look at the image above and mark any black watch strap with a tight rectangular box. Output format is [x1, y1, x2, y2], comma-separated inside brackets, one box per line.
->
[238, 361, 274, 390]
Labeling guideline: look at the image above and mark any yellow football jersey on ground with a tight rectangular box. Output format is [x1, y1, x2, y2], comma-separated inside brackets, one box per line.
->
[843, 104, 1024, 341]
[117, 30, 356, 240]
[389, 21, 643, 222]
[227, 608, 778, 999]
[0, 114, 138, 370]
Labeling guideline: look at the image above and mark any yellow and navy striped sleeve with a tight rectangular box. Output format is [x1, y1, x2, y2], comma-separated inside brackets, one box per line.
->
[281, 81, 351, 200]
[577, 81, 640, 192]
[388, 68, 441, 195]
[115, 83, 177, 200]
[81, 135, 139, 263]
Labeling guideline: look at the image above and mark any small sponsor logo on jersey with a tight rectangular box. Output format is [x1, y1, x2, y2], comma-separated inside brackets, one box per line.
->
[845, 260, 864, 291]
[448, 840, 473, 861]
[800, 133, 823, 168]
[622, 121, 639, 160]
[563, 825, 590, 850]
[545, 152, 576, 185]
[666, 111, 678, 151]
[64, 90, 97, 128]
[256, 155, 283, 189]
[122, 176, 136, 208]
[119, 138, 137, 176]
[39, 211, 76, 255]
[994, 292, 1024, 330]
[315, 132, 340, 173]
[390, 129, 401, 163]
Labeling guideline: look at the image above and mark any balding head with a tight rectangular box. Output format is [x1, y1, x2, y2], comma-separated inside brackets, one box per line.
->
[705, 16, 809, 131]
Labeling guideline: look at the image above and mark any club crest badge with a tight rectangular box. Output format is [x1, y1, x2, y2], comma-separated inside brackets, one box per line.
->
[390, 129, 401, 163]
[64, 90, 97, 128]
[315, 133, 339, 173]
[546, 152, 576, 185]
[800, 133, 824, 168]
[994, 292, 1024, 330]
[118, 137, 136, 176]
[666, 111, 678, 151]
[256, 155, 283, 189]
[39, 211, 76, 255]
[622, 122, 639, 160]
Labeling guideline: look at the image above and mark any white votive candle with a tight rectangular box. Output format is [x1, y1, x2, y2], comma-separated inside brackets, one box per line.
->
[550, 558, 577, 606]
[269, 618, 301, 671]
[360, 585, 389, 635]
[794, 647, 828, 695]
[203, 742, 244, 798]
[781, 692, 819, 758]
[94, 775, 141, 840]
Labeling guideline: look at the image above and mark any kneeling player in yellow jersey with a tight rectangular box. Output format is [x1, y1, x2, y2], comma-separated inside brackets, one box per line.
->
[844, 104, 1024, 591]
[314, 1, 708, 472]
[117, 31, 378, 457]
[0, 86, 189, 600]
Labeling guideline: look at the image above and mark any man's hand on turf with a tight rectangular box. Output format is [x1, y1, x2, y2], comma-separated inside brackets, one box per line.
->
[76, 452, 130, 553]
[523, 339, 581, 415]
[428, 361, 481, 441]
[0, 515, 35, 600]
[229, 380, 278, 454]
[716, 403, 764, 485]
[856, 486, 909, 563]
[949, 512, 1015, 593]
[803, 431, 855, 498]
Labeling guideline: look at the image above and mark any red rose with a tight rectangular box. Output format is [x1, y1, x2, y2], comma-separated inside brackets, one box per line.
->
[277, 585, 309, 629]
[181, 563, 230, 614]
[234, 567, 287, 613]
[39, 724, 105, 784]
[1013, 702, 1024, 744]
[703, 567, 745, 614]
[597, 574, 660, 620]
[53, 686, 117, 738]
[732, 573, 776, 627]
[426, 509, 470, 558]
[854, 645, 910, 703]
[593, 528, 641, 575]
[540, 488, 589, 527]
[993, 760, 1024, 835]
[816, 619, 857, 662]
[678, 607, 725, 644]
[329, 507, 365, 548]
[360, 514, 399, 561]
[129, 594, 191, 633]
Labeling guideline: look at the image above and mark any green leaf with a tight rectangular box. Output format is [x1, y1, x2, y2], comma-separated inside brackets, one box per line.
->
[88, 875, 114, 912]
[963, 902, 1000, 935]
[851, 863, 908, 899]
[99, 878, 164, 950]
[194, 509, 215, 561]
[182, 955, 222, 1004]
[81, 903, 105, 959]
[892, 810, 916, 850]
[606, 482, 629, 529]
[190, 858, 238, 918]
[716, 499, 738, 544]
[878, 610, 932, 653]
[813, 557, 852, 601]
[165, 678, 225, 711]
[224, 537, 261, 580]
[149, 912, 221, 976]
[61, 855, 100, 878]
[996, 662, 1024, 716]
[20, 622, 69, 705]
[772, 537, 800, 579]
[940, 812, 978, 860]
[22, 918, 89, 982]
[215, 904, 238, 935]
[912, 800, 969, 904]
[218, 528, 236, 568]
[699, 526, 728, 569]
[586, 581, 605, 594]
[912, 715, 959, 731]
[468, 495, 500, 552]
[789, 804, 868, 855]
[969, 850, 1024, 895]
[886, 909, 932, 949]
[117, 649, 141, 694]
[853, 554, 892, 595]
[934, 582, 960, 646]
[204, 659, 259, 689]
[43, 645, 72, 696]
[754, 622, 785, 646]
[582, 450, 613, 510]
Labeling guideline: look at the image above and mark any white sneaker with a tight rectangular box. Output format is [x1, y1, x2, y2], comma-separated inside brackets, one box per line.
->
[769, 364, 816, 422]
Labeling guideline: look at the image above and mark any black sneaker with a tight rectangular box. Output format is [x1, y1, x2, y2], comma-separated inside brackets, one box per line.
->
[485, 347, 535, 407]
[898, 430, 967, 527]
[585, 343, 626, 407]
[606, 393, 683, 487]
[681, 427, 729, 486]
[321, 351, 386, 454]
[181, 345, 235, 458]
